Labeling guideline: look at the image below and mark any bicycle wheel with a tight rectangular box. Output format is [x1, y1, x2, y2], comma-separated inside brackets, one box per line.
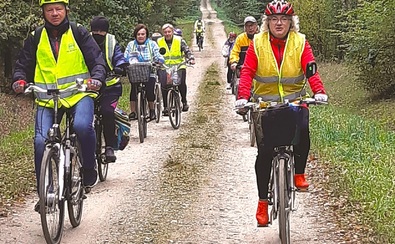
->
[249, 110, 255, 147]
[137, 91, 145, 143]
[95, 119, 108, 182]
[278, 157, 291, 244]
[154, 83, 162, 123]
[39, 146, 65, 244]
[67, 138, 84, 227]
[143, 96, 148, 138]
[168, 90, 181, 129]
[231, 73, 237, 95]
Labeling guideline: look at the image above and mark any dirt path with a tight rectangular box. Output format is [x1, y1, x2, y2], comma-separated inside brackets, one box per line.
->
[0, 1, 340, 243]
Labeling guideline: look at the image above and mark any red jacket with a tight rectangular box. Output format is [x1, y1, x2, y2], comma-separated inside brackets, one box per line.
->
[238, 35, 326, 100]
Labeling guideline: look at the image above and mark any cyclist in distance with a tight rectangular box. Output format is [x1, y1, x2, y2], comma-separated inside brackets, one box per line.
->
[151, 32, 162, 43]
[235, 0, 328, 226]
[12, 0, 107, 211]
[194, 17, 205, 48]
[229, 16, 258, 71]
[173, 28, 183, 37]
[90, 16, 129, 162]
[221, 32, 237, 89]
[124, 24, 164, 121]
[157, 23, 195, 114]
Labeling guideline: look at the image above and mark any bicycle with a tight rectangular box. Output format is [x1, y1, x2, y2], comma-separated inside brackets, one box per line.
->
[152, 64, 163, 123]
[243, 101, 256, 147]
[126, 62, 152, 143]
[230, 64, 241, 98]
[24, 80, 87, 244]
[244, 98, 326, 244]
[196, 32, 204, 51]
[94, 73, 122, 182]
[162, 60, 193, 129]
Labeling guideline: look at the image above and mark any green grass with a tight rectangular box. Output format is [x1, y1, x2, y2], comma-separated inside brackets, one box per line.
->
[312, 62, 395, 242]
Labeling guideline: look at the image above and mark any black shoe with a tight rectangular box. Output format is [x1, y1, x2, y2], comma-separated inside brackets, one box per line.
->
[129, 112, 137, 121]
[163, 108, 169, 116]
[182, 103, 189, 112]
[83, 168, 98, 192]
[105, 146, 116, 163]
[149, 109, 156, 121]
[34, 201, 40, 213]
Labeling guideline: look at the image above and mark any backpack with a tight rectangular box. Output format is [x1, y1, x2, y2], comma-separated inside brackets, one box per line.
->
[113, 107, 131, 150]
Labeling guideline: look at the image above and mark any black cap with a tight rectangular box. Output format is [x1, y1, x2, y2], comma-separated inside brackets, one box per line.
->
[90, 16, 109, 32]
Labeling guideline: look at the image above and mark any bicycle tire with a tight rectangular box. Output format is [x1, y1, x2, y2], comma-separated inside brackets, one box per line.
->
[278, 157, 291, 244]
[249, 111, 255, 147]
[143, 96, 148, 138]
[154, 83, 162, 123]
[231, 74, 237, 95]
[137, 91, 145, 143]
[39, 146, 65, 244]
[95, 120, 108, 182]
[67, 138, 84, 227]
[168, 90, 181, 129]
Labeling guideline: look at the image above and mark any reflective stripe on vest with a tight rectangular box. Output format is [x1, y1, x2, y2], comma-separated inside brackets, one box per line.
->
[104, 34, 119, 87]
[34, 27, 92, 108]
[252, 31, 307, 102]
[157, 36, 184, 65]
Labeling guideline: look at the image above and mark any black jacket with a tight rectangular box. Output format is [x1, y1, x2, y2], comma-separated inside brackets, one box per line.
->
[13, 17, 106, 86]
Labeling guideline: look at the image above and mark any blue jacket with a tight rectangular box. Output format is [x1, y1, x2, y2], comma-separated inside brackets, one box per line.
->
[13, 18, 107, 88]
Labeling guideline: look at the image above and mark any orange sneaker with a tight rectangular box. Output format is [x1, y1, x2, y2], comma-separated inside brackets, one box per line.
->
[256, 199, 269, 227]
[294, 174, 309, 191]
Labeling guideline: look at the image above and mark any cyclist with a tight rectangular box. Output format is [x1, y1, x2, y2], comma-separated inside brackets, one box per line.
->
[174, 28, 183, 37]
[221, 32, 237, 89]
[157, 23, 195, 114]
[235, 0, 328, 226]
[124, 24, 164, 121]
[12, 0, 106, 211]
[151, 32, 162, 43]
[194, 17, 205, 48]
[90, 16, 129, 162]
[229, 16, 258, 71]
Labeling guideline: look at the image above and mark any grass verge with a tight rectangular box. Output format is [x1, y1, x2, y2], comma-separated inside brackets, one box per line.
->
[311, 62, 395, 242]
[210, 1, 243, 35]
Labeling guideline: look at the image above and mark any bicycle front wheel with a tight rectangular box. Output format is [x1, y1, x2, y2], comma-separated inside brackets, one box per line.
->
[39, 146, 65, 244]
[154, 83, 162, 123]
[137, 91, 145, 143]
[167, 89, 181, 129]
[278, 157, 291, 244]
[67, 138, 84, 227]
[249, 110, 255, 147]
[95, 120, 108, 182]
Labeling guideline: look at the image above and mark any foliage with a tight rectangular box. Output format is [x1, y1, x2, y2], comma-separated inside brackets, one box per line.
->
[212, 0, 267, 26]
[340, 0, 395, 97]
[312, 62, 395, 242]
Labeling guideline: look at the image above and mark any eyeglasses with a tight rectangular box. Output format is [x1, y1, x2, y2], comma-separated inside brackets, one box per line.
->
[269, 16, 291, 24]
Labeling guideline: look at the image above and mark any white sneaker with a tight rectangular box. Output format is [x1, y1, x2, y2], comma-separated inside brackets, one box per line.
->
[226, 83, 232, 90]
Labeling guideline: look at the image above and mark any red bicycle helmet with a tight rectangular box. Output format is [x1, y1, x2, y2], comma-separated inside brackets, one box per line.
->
[265, 0, 294, 16]
[229, 32, 237, 38]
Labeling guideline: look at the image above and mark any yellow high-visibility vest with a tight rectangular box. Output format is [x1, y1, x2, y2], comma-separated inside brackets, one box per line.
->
[34, 27, 93, 108]
[253, 31, 307, 102]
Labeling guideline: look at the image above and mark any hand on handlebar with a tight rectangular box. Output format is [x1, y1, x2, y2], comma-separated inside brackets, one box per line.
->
[231, 63, 237, 70]
[87, 78, 102, 91]
[188, 59, 196, 65]
[12, 80, 27, 94]
[314, 93, 328, 102]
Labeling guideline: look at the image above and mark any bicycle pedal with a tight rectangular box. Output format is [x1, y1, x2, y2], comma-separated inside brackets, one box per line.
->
[82, 194, 87, 200]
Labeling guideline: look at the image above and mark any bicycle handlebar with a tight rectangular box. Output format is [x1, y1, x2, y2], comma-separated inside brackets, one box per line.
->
[24, 79, 87, 95]
[235, 98, 328, 110]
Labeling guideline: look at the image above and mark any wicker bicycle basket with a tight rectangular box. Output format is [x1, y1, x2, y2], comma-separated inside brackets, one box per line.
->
[126, 62, 152, 83]
[253, 104, 302, 147]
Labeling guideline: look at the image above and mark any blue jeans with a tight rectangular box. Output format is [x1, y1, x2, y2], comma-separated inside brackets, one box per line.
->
[34, 96, 96, 191]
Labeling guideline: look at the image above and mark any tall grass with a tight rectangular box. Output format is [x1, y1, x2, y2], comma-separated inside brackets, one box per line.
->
[313, 63, 395, 242]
